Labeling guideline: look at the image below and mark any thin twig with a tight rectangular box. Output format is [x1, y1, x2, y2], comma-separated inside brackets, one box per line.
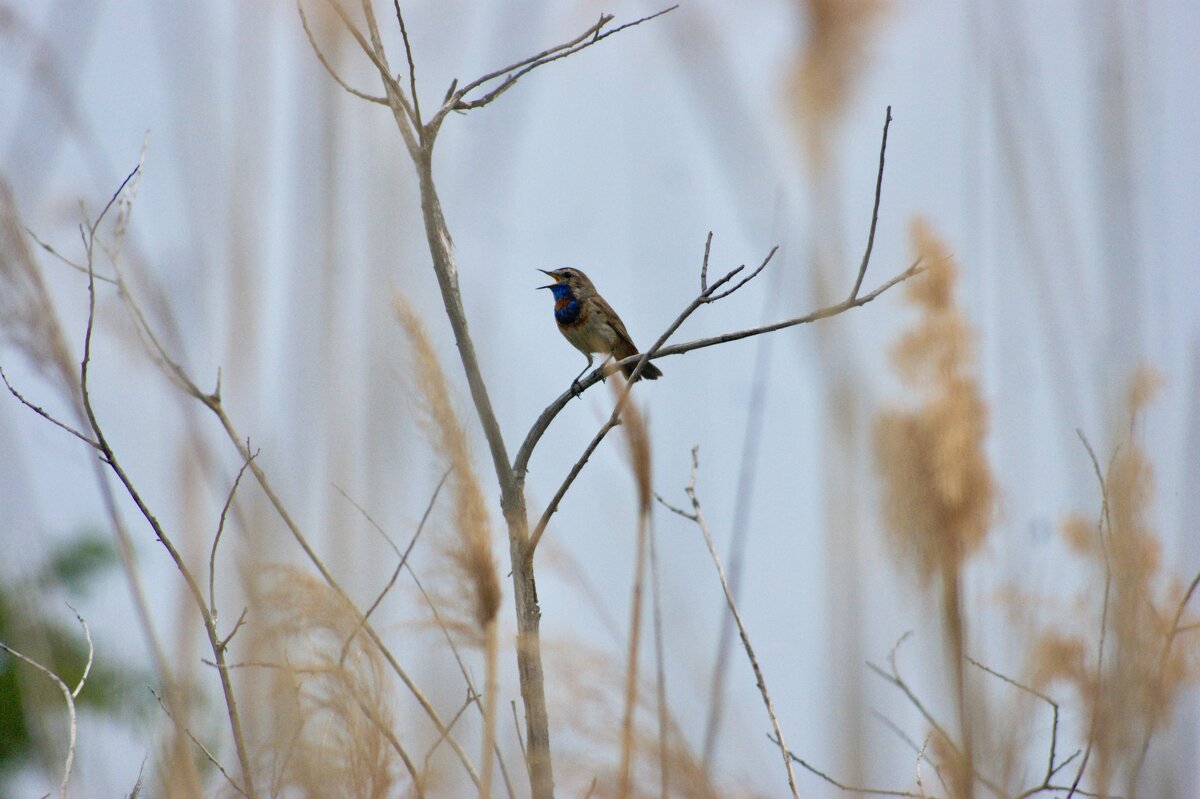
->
[868, 635, 1008, 799]
[150, 688, 250, 799]
[0, 640, 79, 799]
[399, 552, 518, 799]
[512, 700, 530, 777]
[871, 711, 954, 799]
[73, 167, 260, 799]
[210, 449, 258, 622]
[1067, 429, 1113, 799]
[966, 657, 1064, 794]
[658, 447, 799, 798]
[0, 366, 100, 450]
[513, 253, 921, 487]
[334, 468, 450, 664]
[523, 242, 777, 555]
[393, 0, 422, 129]
[422, 690, 477, 781]
[444, 7, 678, 116]
[320, 0, 419, 136]
[24, 226, 116, 281]
[297, 1, 389, 105]
[850, 106, 893, 301]
[65, 604, 93, 698]
[102, 237, 481, 786]
[769, 733, 941, 799]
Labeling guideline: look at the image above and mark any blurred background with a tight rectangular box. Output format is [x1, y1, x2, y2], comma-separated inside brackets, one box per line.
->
[0, 0, 1197, 796]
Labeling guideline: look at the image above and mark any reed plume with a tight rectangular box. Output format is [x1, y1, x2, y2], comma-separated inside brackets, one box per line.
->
[874, 220, 995, 798]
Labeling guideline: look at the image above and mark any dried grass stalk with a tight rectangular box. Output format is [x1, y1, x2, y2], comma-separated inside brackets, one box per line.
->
[252, 566, 399, 799]
[394, 294, 502, 797]
[874, 220, 995, 799]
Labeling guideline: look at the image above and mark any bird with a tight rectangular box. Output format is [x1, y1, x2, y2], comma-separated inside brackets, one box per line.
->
[537, 267, 663, 393]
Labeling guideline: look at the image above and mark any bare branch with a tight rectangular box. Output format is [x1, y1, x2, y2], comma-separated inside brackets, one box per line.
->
[211, 449, 258, 622]
[0, 366, 99, 450]
[76, 189, 261, 799]
[655, 257, 925, 359]
[966, 657, 1062, 794]
[704, 246, 777, 302]
[392, 0, 422, 128]
[443, 6, 678, 118]
[524, 243, 781, 555]
[65, 604, 93, 699]
[94, 223, 481, 786]
[422, 690, 477, 785]
[511, 700, 529, 777]
[515, 239, 780, 487]
[25, 226, 117, 282]
[1067, 429, 1114, 799]
[850, 106, 893, 301]
[335, 468, 449, 664]
[319, 0, 419, 135]
[769, 733, 942, 799]
[298, 1, 389, 105]
[526, 416, 621, 555]
[514, 252, 920, 489]
[219, 607, 250, 651]
[150, 688, 250, 799]
[663, 447, 800, 798]
[868, 637, 1009, 799]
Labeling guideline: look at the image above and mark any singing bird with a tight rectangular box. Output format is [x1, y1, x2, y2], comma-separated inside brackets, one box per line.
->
[538, 267, 663, 392]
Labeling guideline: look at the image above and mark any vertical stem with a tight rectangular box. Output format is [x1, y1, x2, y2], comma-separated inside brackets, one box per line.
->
[412, 147, 555, 798]
[507, 502, 555, 799]
[942, 568, 974, 799]
[618, 511, 650, 798]
[481, 617, 499, 799]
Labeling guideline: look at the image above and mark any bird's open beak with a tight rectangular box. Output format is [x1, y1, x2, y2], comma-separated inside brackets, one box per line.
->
[537, 269, 558, 290]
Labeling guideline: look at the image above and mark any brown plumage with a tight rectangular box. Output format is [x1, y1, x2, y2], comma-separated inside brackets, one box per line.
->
[538, 268, 663, 387]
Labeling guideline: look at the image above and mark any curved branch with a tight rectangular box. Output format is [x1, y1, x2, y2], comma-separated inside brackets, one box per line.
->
[0, 639, 79, 799]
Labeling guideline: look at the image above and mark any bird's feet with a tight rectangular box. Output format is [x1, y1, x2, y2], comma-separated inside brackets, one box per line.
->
[571, 378, 584, 399]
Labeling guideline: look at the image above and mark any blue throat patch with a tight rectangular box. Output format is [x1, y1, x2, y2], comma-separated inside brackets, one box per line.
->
[550, 284, 582, 324]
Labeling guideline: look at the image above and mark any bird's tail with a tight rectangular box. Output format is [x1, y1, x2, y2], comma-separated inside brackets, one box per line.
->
[619, 354, 662, 381]
[613, 337, 662, 381]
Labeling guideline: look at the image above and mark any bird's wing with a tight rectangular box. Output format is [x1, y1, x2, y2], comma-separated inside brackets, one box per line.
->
[592, 293, 639, 359]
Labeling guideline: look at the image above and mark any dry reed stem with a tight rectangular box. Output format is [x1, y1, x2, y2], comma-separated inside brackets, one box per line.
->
[615, 385, 653, 799]
[1032, 368, 1198, 797]
[874, 221, 996, 799]
[250, 566, 403, 798]
[545, 638, 723, 799]
[394, 295, 502, 798]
